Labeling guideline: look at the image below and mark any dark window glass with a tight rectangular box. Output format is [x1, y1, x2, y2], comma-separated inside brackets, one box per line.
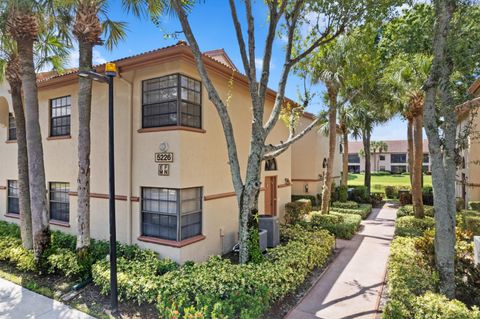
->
[7, 180, 19, 215]
[391, 153, 407, 163]
[265, 158, 277, 171]
[49, 182, 70, 222]
[348, 154, 360, 163]
[50, 96, 71, 136]
[8, 113, 16, 141]
[379, 155, 385, 161]
[141, 187, 202, 241]
[142, 74, 201, 129]
[423, 154, 429, 163]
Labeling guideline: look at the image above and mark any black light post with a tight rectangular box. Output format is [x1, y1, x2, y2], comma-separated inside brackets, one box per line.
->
[78, 63, 118, 313]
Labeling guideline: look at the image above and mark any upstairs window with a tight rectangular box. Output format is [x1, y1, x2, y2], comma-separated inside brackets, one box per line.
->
[50, 96, 71, 137]
[265, 158, 277, 171]
[49, 182, 70, 222]
[379, 155, 385, 161]
[8, 113, 16, 141]
[391, 153, 407, 163]
[141, 187, 202, 241]
[7, 180, 19, 215]
[348, 154, 360, 164]
[142, 74, 201, 129]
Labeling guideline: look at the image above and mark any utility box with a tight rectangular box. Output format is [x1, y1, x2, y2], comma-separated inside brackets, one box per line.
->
[259, 216, 280, 247]
[475, 236, 480, 266]
[259, 229, 268, 252]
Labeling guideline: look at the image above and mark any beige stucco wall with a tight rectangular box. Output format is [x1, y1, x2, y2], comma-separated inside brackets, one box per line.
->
[0, 55, 292, 263]
[457, 111, 480, 203]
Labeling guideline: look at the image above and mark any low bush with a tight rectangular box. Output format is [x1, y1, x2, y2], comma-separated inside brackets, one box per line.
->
[338, 185, 348, 203]
[384, 186, 398, 199]
[331, 201, 359, 209]
[458, 210, 480, 236]
[399, 191, 412, 206]
[422, 187, 434, 206]
[285, 200, 311, 225]
[351, 186, 369, 203]
[395, 216, 435, 237]
[303, 211, 361, 239]
[153, 226, 334, 318]
[413, 292, 480, 319]
[330, 204, 372, 219]
[456, 197, 466, 212]
[291, 195, 317, 206]
[468, 201, 480, 211]
[397, 205, 435, 218]
[370, 192, 384, 205]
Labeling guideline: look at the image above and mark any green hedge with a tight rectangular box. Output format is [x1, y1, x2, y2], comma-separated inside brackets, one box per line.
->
[303, 211, 361, 239]
[395, 216, 435, 237]
[458, 210, 480, 236]
[383, 236, 480, 319]
[397, 205, 435, 218]
[291, 195, 318, 206]
[468, 201, 480, 211]
[285, 200, 312, 225]
[331, 201, 359, 209]
[330, 204, 372, 219]
[384, 186, 398, 199]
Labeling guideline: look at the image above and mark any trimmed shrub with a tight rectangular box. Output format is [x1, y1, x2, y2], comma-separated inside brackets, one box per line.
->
[304, 211, 361, 239]
[395, 216, 435, 237]
[285, 200, 311, 225]
[413, 292, 480, 319]
[338, 185, 348, 203]
[397, 205, 435, 218]
[456, 197, 466, 212]
[458, 210, 480, 236]
[384, 186, 398, 199]
[291, 195, 317, 206]
[399, 191, 412, 206]
[352, 186, 369, 203]
[330, 204, 372, 219]
[468, 201, 480, 211]
[370, 192, 384, 205]
[331, 201, 359, 209]
[422, 187, 434, 206]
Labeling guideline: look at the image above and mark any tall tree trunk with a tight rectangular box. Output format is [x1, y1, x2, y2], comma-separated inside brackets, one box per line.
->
[17, 37, 50, 262]
[76, 40, 93, 252]
[341, 128, 349, 186]
[423, 0, 456, 298]
[412, 114, 425, 218]
[9, 79, 33, 249]
[321, 85, 337, 214]
[363, 129, 372, 194]
[407, 117, 414, 186]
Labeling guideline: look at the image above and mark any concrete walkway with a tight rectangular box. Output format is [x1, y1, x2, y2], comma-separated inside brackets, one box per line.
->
[286, 202, 397, 319]
[0, 277, 94, 319]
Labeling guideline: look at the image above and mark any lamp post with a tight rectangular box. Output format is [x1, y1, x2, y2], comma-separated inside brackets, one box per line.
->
[78, 63, 118, 313]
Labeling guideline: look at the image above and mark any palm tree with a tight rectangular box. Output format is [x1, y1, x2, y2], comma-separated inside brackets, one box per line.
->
[382, 53, 431, 218]
[338, 104, 355, 186]
[0, 22, 68, 250]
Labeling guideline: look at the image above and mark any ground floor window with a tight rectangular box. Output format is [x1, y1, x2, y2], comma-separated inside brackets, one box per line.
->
[49, 182, 70, 222]
[348, 165, 360, 173]
[141, 187, 202, 241]
[7, 180, 19, 215]
[391, 165, 407, 174]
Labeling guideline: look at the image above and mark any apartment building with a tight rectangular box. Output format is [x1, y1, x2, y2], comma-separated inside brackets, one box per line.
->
[456, 78, 480, 204]
[348, 140, 430, 174]
[0, 42, 334, 263]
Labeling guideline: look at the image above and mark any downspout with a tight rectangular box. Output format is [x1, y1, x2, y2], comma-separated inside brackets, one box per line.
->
[118, 70, 136, 244]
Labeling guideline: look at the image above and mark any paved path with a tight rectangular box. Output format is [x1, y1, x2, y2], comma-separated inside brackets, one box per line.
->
[0, 277, 94, 319]
[286, 202, 397, 319]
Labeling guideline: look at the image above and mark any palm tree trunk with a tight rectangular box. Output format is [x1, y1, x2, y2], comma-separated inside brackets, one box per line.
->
[412, 114, 425, 218]
[407, 118, 414, 185]
[363, 129, 372, 194]
[76, 40, 93, 252]
[17, 37, 50, 261]
[321, 85, 338, 214]
[341, 129, 349, 186]
[9, 80, 33, 249]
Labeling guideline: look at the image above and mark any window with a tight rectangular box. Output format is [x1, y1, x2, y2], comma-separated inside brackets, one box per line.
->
[141, 187, 202, 241]
[423, 154, 429, 163]
[49, 182, 70, 222]
[142, 74, 201, 129]
[379, 155, 385, 161]
[8, 113, 16, 141]
[391, 153, 407, 163]
[7, 180, 19, 215]
[348, 154, 360, 164]
[50, 96, 71, 137]
[265, 158, 277, 171]
[391, 165, 407, 174]
[380, 166, 386, 171]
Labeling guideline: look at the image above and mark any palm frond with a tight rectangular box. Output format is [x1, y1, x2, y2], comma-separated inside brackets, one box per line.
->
[102, 19, 128, 51]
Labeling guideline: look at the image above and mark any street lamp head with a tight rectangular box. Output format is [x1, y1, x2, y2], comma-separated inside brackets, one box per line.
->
[77, 70, 109, 83]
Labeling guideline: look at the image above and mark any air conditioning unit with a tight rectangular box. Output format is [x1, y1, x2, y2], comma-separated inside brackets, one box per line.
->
[259, 229, 268, 252]
[259, 216, 280, 247]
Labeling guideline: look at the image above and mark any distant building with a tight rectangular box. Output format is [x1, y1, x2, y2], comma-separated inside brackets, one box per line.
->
[348, 140, 430, 174]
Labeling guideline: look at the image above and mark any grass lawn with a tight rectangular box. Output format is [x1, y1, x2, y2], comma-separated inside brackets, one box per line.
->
[348, 173, 432, 192]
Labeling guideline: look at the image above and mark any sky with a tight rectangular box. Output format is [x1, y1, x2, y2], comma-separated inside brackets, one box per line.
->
[67, 1, 409, 142]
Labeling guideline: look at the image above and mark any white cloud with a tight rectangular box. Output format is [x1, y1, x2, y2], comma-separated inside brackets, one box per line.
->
[93, 50, 107, 65]
[255, 57, 275, 70]
[66, 43, 107, 69]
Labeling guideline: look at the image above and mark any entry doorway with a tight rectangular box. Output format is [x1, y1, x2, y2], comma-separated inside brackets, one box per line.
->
[264, 176, 277, 216]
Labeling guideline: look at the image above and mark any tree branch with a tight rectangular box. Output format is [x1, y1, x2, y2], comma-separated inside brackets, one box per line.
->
[172, 0, 244, 196]
[228, 0, 251, 80]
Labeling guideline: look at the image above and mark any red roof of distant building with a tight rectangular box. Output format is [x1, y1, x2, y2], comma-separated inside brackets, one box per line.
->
[348, 139, 429, 154]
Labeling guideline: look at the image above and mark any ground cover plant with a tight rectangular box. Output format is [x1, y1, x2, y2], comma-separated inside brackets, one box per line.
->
[302, 211, 362, 239]
[331, 202, 373, 219]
